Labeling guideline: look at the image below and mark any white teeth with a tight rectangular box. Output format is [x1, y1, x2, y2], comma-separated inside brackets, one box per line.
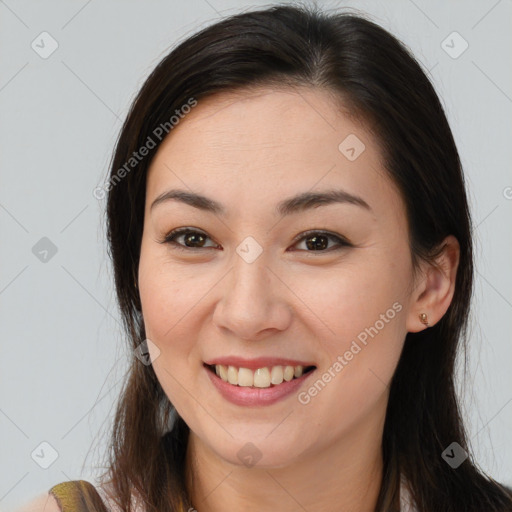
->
[238, 367, 253, 387]
[227, 365, 238, 385]
[283, 365, 294, 382]
[270, 365, 284, 385]
[219, 365, 228, 381]
[253, 368, 270, 388]
[212, 364, 312, 388]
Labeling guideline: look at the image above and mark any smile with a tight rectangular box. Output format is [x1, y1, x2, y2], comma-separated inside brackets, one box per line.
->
[206, 363, 316, 388]
[203, 363, 317, 406]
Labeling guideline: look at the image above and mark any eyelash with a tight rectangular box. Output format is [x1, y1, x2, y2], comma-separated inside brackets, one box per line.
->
[158, 227, 351, 254]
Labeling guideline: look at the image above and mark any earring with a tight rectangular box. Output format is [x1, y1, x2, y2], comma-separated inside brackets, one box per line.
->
[419, 312, 430, 328]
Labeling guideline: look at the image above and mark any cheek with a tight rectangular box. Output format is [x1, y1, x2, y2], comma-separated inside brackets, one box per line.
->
[138, 255, 207, 408]
[292, 274, 406, 442]
[289, 253, 407, 353]
[139, 271, 204, 350]
[137, 248, 196, 385]
[138, 239, 207, 339]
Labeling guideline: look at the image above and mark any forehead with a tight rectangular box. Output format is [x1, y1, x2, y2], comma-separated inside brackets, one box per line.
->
[145, 86, 403, 225]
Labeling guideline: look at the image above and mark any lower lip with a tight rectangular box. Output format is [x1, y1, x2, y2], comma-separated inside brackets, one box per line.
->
[204, 364, 316, 406]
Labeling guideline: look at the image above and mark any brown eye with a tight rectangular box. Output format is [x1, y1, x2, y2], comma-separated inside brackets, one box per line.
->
[161, 228, 218, 250]
[159, 228, 351, 254]
[292, 230, 351, 253]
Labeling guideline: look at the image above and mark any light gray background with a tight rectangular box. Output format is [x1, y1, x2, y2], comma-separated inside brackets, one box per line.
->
[1, 0, 511, 510]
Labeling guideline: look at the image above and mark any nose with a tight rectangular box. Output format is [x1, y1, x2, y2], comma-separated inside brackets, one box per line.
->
[212, 253, 293, 341]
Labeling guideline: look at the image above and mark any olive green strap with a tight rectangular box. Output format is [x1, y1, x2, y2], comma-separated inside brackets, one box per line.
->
[48, 480, 110, 512]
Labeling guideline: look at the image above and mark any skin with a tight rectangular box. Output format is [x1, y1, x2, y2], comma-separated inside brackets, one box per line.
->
[138, 86, 460, 512]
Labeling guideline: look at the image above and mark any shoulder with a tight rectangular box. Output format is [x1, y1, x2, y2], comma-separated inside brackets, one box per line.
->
[13, 491, 61, 512]
[13, 480, 115, 512]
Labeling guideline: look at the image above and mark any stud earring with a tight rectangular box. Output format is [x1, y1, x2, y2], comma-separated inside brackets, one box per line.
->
[419, 312, 430, 327]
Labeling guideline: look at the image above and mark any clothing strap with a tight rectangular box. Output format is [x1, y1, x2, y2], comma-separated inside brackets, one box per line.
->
[48, 480, 110, 512]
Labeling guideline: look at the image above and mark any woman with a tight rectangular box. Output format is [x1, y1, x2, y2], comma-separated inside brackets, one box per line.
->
[18, 3, 512, 512]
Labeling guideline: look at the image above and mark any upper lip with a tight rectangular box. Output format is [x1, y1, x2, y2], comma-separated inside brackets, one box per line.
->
[203, 356, 316, 370]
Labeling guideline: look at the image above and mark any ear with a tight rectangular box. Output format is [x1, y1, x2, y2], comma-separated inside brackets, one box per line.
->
[406, 235, 460, 333]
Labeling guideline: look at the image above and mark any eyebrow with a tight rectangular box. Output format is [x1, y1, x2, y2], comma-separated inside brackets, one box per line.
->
[150, 188, 372, 216]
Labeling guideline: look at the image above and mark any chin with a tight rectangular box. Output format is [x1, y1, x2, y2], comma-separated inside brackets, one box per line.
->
[208, 434, 306, 470]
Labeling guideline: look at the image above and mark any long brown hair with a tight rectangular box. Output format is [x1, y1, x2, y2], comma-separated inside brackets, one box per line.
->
[99, 3, 512, 511]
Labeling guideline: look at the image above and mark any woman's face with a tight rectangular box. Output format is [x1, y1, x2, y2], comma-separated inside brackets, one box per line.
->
[139, 87, 417, 468]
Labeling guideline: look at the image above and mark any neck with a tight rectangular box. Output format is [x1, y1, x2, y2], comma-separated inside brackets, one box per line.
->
[184, 409, 384, 512]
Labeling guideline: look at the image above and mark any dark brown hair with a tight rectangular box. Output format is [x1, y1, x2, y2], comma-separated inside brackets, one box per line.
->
[99, 3, 512, 511]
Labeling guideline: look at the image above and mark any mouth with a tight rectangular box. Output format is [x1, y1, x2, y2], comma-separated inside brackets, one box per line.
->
[203, 362, 316, 389]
